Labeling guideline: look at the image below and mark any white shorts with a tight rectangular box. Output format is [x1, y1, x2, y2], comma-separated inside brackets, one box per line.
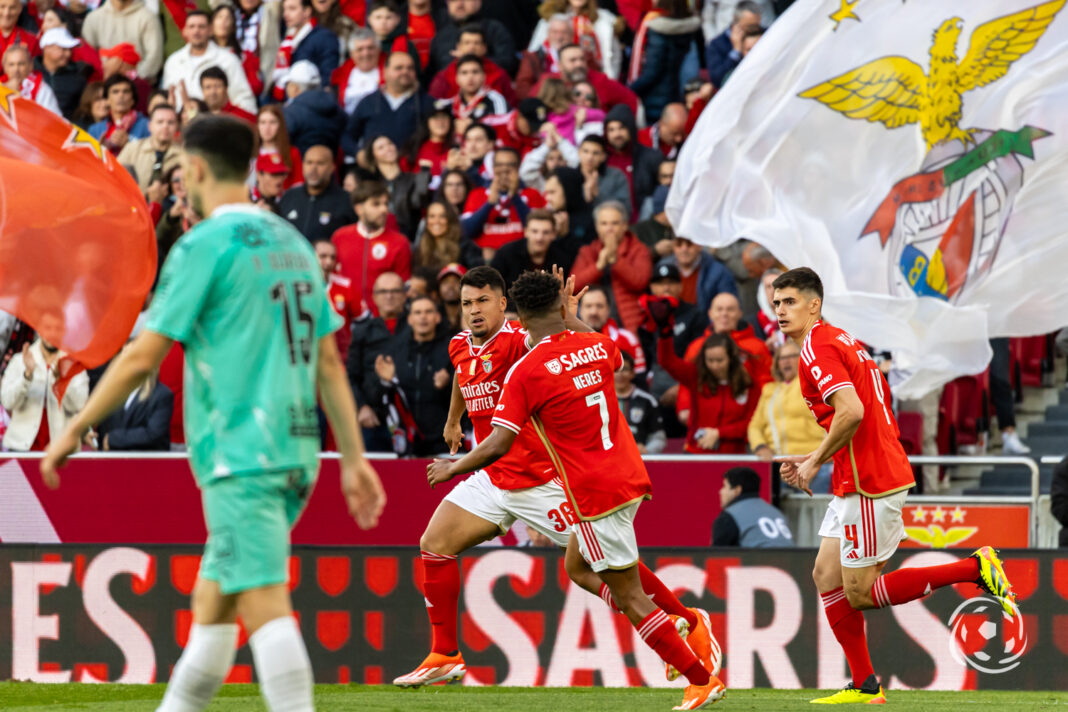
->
[573, 502, 641, 573]
[818, 491, 908, 568]
[444, 470, 573, 547]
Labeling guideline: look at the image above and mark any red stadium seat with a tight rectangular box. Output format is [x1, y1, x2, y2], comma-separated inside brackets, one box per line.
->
[1009, 335, 1053, 389]
[937, 370, 990, 453]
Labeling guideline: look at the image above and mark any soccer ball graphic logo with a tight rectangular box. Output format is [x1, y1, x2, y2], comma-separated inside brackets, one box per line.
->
[947, 597, 1027, 674]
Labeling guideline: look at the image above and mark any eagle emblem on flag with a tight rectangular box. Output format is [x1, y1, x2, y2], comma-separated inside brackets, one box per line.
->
[799, 0, 1063, 303]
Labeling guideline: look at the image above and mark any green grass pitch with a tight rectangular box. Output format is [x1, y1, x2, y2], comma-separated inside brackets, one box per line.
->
[1, 684, 1066, 711]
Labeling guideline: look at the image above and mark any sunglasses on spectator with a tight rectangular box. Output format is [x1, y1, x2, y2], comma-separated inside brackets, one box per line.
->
[572, 90, 595, 100]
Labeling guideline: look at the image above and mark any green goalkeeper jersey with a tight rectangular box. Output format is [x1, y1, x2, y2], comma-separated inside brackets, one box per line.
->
[146, 204, 341, 485]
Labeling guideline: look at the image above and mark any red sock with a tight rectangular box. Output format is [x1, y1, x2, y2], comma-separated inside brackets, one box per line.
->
[821, 587, 874, 687]
[871, 558, 978, 608]
[598, 565, 698, 630]
[637, 609, 710, 686]
[421, 551, 459, 655]
[638, 562, 698, 629]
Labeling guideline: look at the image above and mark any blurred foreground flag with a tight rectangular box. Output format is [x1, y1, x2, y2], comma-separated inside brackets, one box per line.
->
[0, 84, 157, 388]
[668, 0, 1068, 398]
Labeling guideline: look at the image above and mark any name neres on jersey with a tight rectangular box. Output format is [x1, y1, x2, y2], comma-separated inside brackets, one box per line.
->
[572, 369, 603, 390]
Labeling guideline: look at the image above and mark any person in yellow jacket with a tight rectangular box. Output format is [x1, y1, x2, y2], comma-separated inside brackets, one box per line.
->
[747, 341, 831, 493]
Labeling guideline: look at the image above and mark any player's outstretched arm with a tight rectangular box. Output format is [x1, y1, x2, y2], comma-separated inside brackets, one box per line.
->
[553, 264, 593, 333]
[317, 334, 386, 529]
[40, 330, 174, 490]
[427, 425, 517, 488]
[443, 371, 465, 455]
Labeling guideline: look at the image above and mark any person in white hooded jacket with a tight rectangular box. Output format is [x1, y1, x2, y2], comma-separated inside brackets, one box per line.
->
[1, 338, 89, 452]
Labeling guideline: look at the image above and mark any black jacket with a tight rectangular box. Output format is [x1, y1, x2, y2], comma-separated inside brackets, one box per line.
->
[98, 382, 174, 451]
[35, 57, 92, 119]
[284, 88, 347, 154]
[278, 182, 355, 242]
[368, 329, 452, 456]
[343, 89, 436, 158]
[604, 104, 664, 210]
[347, 316, 399, 408]
[1052, 455, 1068, 547]
[490, 238, 574, 303]
[429, 11, 517, 77]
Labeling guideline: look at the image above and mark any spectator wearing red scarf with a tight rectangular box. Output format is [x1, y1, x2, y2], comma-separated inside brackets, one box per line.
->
[88, 74, 149, 153]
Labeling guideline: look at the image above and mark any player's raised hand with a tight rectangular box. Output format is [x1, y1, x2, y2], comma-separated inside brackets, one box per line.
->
[427, 459, 455, 488]
[40, 424, 84, 490]
[342, 458, 386, 529]
[443, 421, 464, 455]
[553, 264, 587, 318]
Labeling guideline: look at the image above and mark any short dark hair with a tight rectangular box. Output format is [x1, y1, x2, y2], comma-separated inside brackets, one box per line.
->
[509, 270, 560, 319]
[493, 146, 519, 164]
[580, 134, 607, 151]
[464, 122, 496, 142]
[352, 179, 389, 205]
[148, 103, 177, 120]
[772, 267, 823, 301]
[525, 208, 555, 229]
[184, 9, 210, 25]
[199, 65, 228, 88]
[409, 294, 437, 311]
[457, 23, 486, 43]
[558, 43, 583, 57]
[385, 49, 414, 68]
[103, 74, 138, 106]
[460, 265, 506, 294]
[182, 115, 256, 183]
[455, 53, 484, 73]
[367, 0, 398, 14]
[619, 350, 635, 370]
[724, 467, 761, 494]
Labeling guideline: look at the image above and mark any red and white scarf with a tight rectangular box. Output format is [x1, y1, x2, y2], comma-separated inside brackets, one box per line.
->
[572, 14, 603, 71]
[18, 72, 43, 102]
[272, 19, 316, 100]
[451, 87, 491, 119]
[236, 4, 263, 56]
[628, 9, 665, 83]
[539, 42, 560, 74]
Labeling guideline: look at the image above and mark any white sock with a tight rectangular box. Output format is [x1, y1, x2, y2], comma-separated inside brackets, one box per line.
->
[249, 616, 314, 712]
[157, 623, 238, 712]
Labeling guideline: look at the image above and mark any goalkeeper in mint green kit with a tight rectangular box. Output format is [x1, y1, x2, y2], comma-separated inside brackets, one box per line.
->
[42, 116, 386, 712]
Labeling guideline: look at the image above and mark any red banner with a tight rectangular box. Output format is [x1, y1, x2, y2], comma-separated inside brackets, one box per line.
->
[0, 456, 771, 546]
[899, 502, 1030, 549]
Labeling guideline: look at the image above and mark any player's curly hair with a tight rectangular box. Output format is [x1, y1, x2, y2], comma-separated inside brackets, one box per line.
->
[508, 270, 561, 318]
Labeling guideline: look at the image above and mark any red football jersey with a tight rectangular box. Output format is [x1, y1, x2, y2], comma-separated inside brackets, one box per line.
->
[799, 321, 914, 498]
[492, 330, 652, 520]
[449, 321, 558, 490]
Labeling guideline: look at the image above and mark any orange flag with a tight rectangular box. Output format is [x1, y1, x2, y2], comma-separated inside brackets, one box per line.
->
[0, 84, 157, 394]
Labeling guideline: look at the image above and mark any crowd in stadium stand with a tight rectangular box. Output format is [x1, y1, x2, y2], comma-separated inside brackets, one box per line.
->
[1, 0, 1061, 508]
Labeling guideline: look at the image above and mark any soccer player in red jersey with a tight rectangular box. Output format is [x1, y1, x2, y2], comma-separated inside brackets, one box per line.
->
[399, 266, 719, 688]
[772, 267, 1017, 704]
[427, 270, 725, 710]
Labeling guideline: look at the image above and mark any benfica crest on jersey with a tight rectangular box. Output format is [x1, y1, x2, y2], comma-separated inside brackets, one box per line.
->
[544, 358, 563, 375]
[481, 356, 492, 373]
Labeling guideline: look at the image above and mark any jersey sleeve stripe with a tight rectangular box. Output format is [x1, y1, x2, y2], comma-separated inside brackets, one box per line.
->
[491, 417, 522, 433]
[821, 381, 855, 402]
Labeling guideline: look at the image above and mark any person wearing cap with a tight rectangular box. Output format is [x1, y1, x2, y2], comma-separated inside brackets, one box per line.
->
[251, 152, 290, 210]
[2, 44, 60, 115]
[161, 10, 256, 114]
[199, 65, 255, 123]
[428, 23, 516, 105]
[638, 261, 709, 394]
[282, 59, 346, 154]
[435, 263, 465, 335]
[489, 208, 572, 297]
[116, 103, 180, 194]
[81, 0, 163, 80]
[331, 179, 412, 316]
[267, 0, 339, 102]
[99, 42, 152, 112]
[0, 0, 39, 58]
[342, 49, 434, 160]
[634, 183, 676, 260]
[330, 26, 381, 116]
[35, 26, 91, 118]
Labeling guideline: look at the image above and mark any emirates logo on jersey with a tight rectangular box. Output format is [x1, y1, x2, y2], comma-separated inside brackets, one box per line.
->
[544, 358, 563, 375]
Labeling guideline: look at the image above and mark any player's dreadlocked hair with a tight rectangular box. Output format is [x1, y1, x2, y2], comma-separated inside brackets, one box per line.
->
[508, 270, 561, 318]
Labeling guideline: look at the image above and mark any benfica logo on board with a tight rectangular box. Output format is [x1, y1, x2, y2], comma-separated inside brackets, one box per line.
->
[799, 0, 1062, 303]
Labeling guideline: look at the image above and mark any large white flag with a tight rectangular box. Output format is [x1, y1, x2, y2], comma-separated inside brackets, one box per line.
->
[668, 0, 1068, 398]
